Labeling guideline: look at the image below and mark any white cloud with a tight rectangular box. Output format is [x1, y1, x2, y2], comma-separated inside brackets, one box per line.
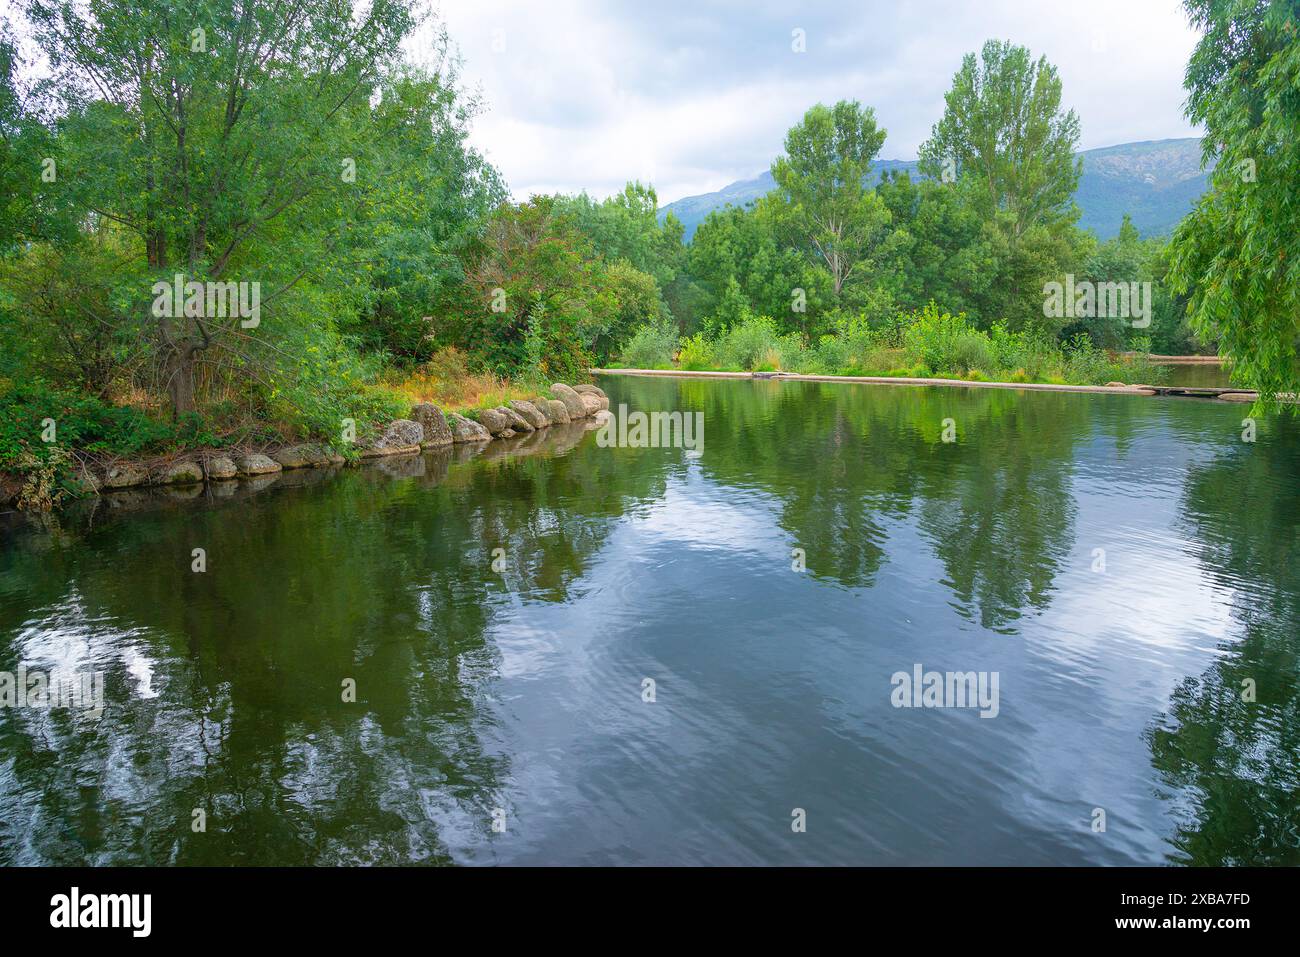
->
[430, 0, 1201, 204]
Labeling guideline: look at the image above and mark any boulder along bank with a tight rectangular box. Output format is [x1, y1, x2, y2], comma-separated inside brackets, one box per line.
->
[1, 383, 611, 510]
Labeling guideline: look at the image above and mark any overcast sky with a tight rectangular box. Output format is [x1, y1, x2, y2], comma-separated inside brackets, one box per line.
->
[431, 0, 1201, 205]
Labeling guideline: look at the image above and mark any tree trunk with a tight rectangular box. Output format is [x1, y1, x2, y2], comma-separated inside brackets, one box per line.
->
[165, 344, 198, 419]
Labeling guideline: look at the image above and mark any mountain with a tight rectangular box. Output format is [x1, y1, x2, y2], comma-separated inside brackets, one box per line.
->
[1070, 139, 1212, 238]
[658, 138, 1211, 241]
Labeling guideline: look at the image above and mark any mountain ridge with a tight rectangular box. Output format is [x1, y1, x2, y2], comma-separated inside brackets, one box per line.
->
[659, 137, 1211, 241]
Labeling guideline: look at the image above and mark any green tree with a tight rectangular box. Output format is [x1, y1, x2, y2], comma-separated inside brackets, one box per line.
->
[1069, 214, 1144, 348]
[874, 172, 998, 323]
[24, 0, 419, 417]
[1169, 0, 1300, 401]
[452, 196, 615, 381]
[341, 57, 507, 361]
[549, 181, 684, 349]
[0, 22, 67, 252]
[920, 40, 1082, 242]
[0, 231, 147, 396]
[597, 259, 667, 362]
[686, 202, 829, 337]
[916, 40, 1090, 335]
[554, 182, 684, 291]
[769, 100, 891, 300]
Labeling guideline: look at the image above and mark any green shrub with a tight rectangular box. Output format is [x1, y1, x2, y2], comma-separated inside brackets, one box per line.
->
[1117, 338, 1167, 385]
[901, 303, 987, 375]
[774, 333, 812, 372]
[715, 315, 782, 370]
[952, 332, 995, 373]
[1062, 333, 1111, 384]
[0, 379, 220, 472]
[813, 334, 854, 374]
[677, 333, 715, 370]
[0, 379, 226, 505]
[619, 321, 678, 369]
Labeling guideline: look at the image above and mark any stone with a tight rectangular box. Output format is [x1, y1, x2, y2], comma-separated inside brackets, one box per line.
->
[1219, 391, 1257, 402]
[272, 444, 333, 469]
[450, 441, 486, 464]
[531, 397, 561, 424]
[1105, 381, 1126, 388]
[72, 466, 101, 494]
[571, 384, 609, 409]
[102, 463, 149, 489]
[161, 484, 203, 501]
[578, 392, 603, 416]
[498, 405, 535, 433]
[104, 489, 150, 510]
[360, 419, 424, 457]
[544, 398, 571, 424]
[410, 403, 453, 447]
[476, 407, 511, 436]
[510, 400, 549, 430]
[205, 455, 239, 480]
[448, 413, 491, 443]
[374, 455, 426, 479]
[237, 453, 282, 475]
[155, 460, 205, 485]
[243, 473, 281, 493]
[551, 383, 587, 419]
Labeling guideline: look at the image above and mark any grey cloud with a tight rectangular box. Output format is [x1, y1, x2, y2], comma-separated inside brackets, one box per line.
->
[438, 0, 1200, 203]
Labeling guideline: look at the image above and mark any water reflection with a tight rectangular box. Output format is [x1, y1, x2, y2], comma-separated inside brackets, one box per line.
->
[1, 380, 1297, 865]
[1148, 425, 1300, 865]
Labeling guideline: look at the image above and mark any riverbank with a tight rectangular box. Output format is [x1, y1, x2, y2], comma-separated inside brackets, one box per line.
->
[0, 383, 610, 513]
[593, 367, 1262, 401]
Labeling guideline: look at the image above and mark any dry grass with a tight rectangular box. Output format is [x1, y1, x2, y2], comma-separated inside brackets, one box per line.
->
[380, 347, 540, 413]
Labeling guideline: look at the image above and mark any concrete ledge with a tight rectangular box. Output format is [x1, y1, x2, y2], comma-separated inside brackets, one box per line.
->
[591, 368, 1162, 396]
[1120, 353, 1225, 364]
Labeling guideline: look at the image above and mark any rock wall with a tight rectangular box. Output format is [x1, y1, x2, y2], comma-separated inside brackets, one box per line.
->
[1, 383, 611, 510]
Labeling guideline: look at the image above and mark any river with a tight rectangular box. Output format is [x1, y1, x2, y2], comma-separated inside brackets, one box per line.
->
[1, 376, 1296, 865]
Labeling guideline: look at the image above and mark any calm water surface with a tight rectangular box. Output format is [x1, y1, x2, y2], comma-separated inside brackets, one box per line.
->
[1159, 363, 1234, 389]
[1, 377, 1297, 865]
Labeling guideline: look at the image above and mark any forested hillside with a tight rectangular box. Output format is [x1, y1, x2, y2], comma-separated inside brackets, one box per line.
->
[659, 139, 1211, 241]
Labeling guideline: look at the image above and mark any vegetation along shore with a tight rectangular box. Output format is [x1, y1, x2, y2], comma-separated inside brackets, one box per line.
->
[0, 383, 610, 512]
[2, 4, 1295, 516]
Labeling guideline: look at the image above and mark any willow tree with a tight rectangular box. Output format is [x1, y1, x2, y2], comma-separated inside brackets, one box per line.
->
[0, 23, 63, 254]
[1169, 0, 1300, 402]
[25, 0, 418, 417]
[769, 100, 891, 302]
